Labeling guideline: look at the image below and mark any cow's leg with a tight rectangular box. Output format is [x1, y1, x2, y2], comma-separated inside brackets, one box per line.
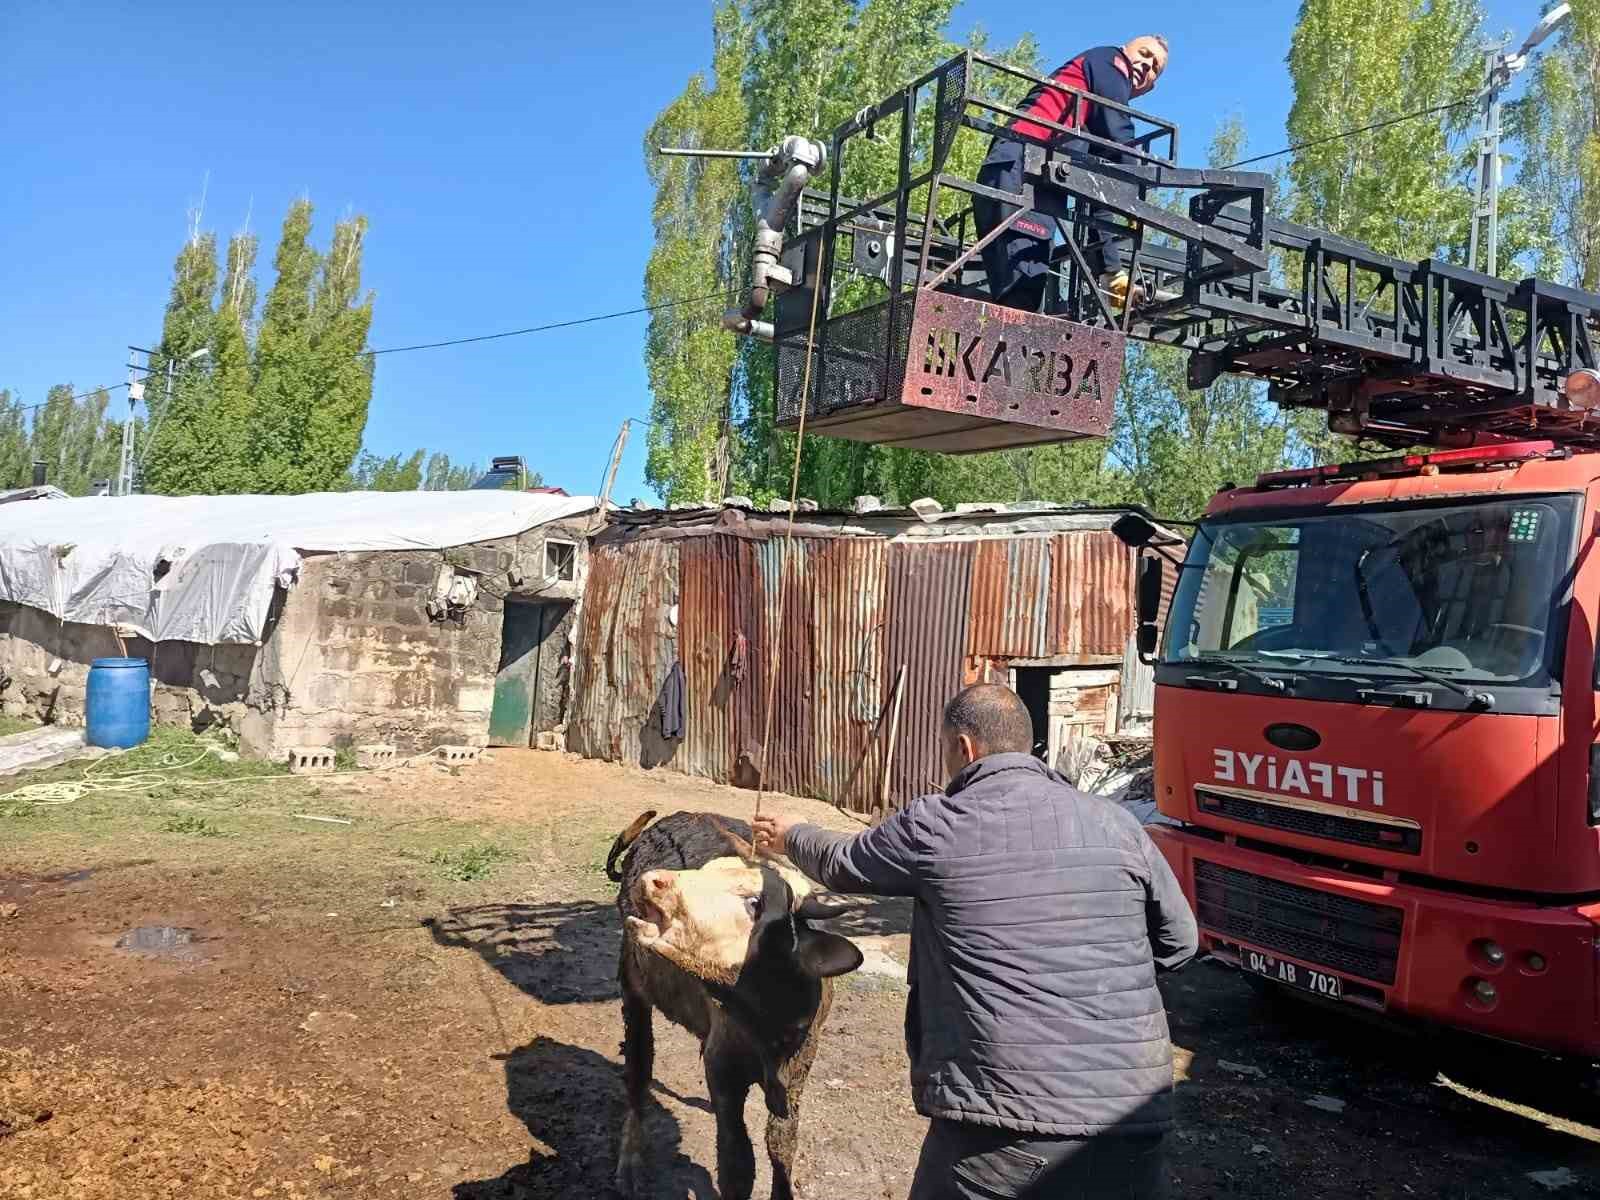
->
[764, 982, 832, 1200]
[706, 1032, 758, 1200]
[615, 957, 654, 1198]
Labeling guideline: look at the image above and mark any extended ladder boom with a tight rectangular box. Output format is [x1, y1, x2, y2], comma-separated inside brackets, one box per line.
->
[724, 51, 1600, 454]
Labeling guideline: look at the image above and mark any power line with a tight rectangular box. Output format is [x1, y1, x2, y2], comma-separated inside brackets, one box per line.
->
[8, 382, 130, 414]
[1223, 99, 1474, 170]
[18, 290, 734, 416]
[361, 290, 735, 357]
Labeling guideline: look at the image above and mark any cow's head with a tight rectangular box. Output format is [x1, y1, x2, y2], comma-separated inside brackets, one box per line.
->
[627, 857, 864, 1112]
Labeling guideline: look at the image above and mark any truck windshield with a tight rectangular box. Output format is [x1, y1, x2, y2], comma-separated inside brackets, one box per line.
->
[1165, 495, 1579, 686]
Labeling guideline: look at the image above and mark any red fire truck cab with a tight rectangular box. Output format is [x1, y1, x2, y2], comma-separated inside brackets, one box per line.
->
[1140, 439, 1600, 1057]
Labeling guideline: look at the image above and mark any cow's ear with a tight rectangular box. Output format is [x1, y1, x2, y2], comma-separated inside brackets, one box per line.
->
[794, 893, 864, 921]
[797, 929, 864, 979]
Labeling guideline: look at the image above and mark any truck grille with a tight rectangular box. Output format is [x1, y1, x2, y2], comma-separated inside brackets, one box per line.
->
[1193, 859, 1403, 984]
[1195, 789, 1421, 855]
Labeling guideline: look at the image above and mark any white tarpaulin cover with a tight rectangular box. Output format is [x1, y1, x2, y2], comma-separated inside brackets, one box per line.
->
[0, 489, 597, 645]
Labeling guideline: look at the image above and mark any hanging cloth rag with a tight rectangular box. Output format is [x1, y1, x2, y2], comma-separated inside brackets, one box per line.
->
[659, 660, 686, 740]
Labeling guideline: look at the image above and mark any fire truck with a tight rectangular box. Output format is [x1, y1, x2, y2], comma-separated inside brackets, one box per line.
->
[1119, 434, 1600, 1057]
[707, 50, 1600, 1054]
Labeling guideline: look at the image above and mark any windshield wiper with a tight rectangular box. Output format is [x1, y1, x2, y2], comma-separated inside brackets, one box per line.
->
[1185, 654, 1295, 694]
[1322, 654, 1495, 709]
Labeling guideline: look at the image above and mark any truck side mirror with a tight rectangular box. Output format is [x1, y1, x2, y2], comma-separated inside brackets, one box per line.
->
[1136, 554, 1163, 663]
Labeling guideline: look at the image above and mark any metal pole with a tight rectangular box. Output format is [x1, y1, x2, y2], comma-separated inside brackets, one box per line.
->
[1468, 49, 1494, 273]
[1486, 82, 1502, 277]
[590, 418, 631, 532]
[656, 146, 771, 160]
[117, 352, 138, 496]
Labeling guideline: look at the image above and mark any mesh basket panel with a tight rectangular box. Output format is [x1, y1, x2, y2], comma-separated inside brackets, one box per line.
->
[776, 298, 911, 422]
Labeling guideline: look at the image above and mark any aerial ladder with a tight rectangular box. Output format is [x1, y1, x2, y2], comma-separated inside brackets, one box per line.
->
[699, 51, 1600, 456]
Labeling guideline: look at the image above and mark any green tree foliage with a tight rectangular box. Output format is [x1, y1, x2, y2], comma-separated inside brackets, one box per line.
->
[139, 200, 376, 495]
[0, 392, 31, 490]
[24, 385, 123, 494]
[140, 230, 221, 495]
[642, 1, 749, 504]
[1284, 0, 1483, 258]
[424, 451, 481, 491]
[643, 1, 1067, 510]
[1281, 0, 1493, 463]
[343, 448, 510, 491]
[305, 216, 376, 489]
[1513, 0, 1600, 288]
[347, 448, 425, 491]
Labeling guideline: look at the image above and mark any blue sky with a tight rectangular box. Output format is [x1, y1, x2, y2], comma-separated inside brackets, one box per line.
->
[0, 2, 1546, 502]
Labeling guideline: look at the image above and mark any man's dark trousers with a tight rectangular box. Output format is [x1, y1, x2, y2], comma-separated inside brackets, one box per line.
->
[974, 139, 1130, 313]
[974, 140, 1051, 312]
[908, 1119, 1170, 1199]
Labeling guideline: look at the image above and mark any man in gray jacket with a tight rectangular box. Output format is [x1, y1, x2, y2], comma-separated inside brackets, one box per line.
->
[753, 683, 1197, 1199]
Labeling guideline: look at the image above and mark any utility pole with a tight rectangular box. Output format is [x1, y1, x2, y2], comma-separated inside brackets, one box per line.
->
[118, 347, 147, 497]
[1468, 3, 1571, 277]
[135, 346, 209, 490]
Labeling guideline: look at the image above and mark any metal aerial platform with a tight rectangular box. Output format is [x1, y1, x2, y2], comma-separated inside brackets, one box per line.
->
[726, 51, 1600, 453]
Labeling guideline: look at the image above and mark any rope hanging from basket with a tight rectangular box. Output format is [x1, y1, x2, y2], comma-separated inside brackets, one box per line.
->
[752, 263, 825, 820]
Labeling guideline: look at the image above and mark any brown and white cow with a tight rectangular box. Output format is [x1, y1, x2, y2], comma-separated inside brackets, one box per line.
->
[606, 810, 863, 1200]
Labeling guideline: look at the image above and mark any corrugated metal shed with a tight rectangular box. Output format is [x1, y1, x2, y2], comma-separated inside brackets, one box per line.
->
[570, 505, 1179, 816]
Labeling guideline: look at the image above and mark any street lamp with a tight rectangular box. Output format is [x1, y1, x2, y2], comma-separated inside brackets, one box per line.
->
[118, 346, 210, 496]
[1468, 3, 1571, 277]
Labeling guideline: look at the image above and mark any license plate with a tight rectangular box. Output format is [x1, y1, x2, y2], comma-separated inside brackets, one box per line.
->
[1242, 948, 1344, 1000]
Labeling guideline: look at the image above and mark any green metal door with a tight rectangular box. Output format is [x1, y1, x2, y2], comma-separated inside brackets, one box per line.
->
[489, 602, 546, 747]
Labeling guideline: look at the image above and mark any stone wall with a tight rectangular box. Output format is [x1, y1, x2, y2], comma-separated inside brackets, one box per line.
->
[0, 517, 593, 760]
[0, 606, 259, 732]
[241, 518, 591, 757]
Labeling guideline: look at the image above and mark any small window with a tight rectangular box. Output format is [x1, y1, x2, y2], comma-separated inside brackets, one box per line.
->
[545, 539, 577, 582]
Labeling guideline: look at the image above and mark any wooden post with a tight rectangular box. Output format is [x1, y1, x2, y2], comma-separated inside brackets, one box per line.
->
[877, 663, 907, 820]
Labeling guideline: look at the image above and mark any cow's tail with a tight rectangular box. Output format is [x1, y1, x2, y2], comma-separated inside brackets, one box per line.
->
[605, 810, 657, 882]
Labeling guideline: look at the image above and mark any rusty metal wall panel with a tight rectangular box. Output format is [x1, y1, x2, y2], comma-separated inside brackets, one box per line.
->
[677, 536, 735, 784]
[969, 537, 1051, 659]
[1046, 531, 1135, 659]
[567, 546, 625, 761]
[566, 540, 677, 767]
[886, 541, 975, 807]
[793, 537, 887, 813]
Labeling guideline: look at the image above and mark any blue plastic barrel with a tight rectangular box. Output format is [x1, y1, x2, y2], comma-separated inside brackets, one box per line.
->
[86, 657, 151, 749]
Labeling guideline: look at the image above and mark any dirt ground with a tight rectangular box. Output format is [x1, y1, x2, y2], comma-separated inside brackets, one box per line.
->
[2, 745, 1598, 1199]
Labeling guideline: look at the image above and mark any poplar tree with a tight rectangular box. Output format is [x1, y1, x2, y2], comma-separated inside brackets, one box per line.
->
[305, 216, 376, 490]
[140, 232, 219, 494]
[0, 392, 30, 489]
[1284, 0, 1483, 259]
[247, 200, 320, 492]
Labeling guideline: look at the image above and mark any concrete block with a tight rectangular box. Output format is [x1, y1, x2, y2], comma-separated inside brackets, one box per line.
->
[287, 746, 336, 774]
[355, 743, 397, 768]
[534, 730, 567, 753]
[436, 744, 482, 765]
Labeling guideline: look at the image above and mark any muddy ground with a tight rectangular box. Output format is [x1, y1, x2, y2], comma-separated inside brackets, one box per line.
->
[1, 744, 1597, 1198]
